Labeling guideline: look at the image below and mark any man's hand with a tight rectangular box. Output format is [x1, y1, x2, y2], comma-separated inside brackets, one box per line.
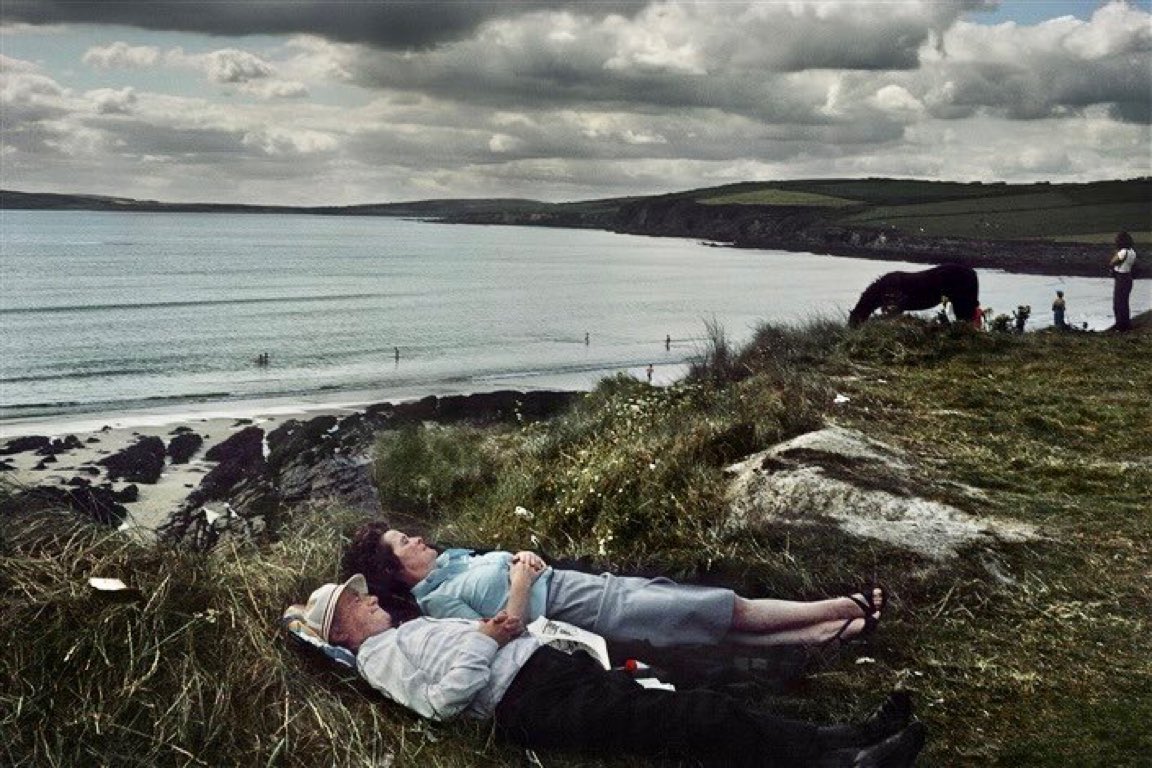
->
[477, 611, 524, 646]
[511, 551, 546, 571]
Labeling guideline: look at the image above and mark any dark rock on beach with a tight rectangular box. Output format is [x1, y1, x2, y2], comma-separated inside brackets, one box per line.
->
[0, 435, 50, 456]
[114, 484, 139, 503]
[35, 435, 84, 456]
[167, 432, 204, 464]
[97, 436, 166, 484]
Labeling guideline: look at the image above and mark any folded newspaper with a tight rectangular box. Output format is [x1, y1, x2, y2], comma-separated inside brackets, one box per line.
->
[526, 616, 611, 669]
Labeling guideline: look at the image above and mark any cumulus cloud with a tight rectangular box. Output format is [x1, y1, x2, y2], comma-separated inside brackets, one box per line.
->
[87, 86, 138, 114]
[81, 42, 308, 98]
[82, 41, 160, 69]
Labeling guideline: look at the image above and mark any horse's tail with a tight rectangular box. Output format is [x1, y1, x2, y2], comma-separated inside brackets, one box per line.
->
[944, 264, 980, 323]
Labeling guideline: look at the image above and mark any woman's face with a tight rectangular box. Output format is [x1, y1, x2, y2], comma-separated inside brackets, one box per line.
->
[382, 529, 438, 585]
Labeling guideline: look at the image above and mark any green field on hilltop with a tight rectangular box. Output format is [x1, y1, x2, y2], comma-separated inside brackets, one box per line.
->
[676, 177, 1152, 245]
[697, 189, 859, 207]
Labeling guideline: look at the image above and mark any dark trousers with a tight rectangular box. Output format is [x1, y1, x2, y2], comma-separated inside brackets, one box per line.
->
[495, 647, 822, 767]
[1113, 273, 1133, 331]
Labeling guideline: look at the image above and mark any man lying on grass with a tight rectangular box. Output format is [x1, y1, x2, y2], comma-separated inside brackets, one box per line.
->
[296, 574, 926, 768]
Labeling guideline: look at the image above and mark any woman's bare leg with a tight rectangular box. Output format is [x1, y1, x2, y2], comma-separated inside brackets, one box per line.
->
[727, 588, 884, 647]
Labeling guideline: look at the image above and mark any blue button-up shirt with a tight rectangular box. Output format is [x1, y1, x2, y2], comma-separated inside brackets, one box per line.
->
[411, 549, 553, 621]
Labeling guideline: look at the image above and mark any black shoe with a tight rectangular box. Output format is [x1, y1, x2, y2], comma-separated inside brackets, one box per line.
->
[851, 721, 926, 768]
[818, 691, 914, 749]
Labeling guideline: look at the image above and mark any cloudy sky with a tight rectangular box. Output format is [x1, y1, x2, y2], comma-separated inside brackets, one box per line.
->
[2, 1, 1149, 205]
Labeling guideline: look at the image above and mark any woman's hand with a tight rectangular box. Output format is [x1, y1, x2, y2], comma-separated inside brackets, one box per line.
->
[508, 557, 543, 589]
[511, 551, 546, 571]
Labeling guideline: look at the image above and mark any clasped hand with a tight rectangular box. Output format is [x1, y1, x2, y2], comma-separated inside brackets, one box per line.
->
[478, 611, 524, 646]
[510, 550, 546, 571]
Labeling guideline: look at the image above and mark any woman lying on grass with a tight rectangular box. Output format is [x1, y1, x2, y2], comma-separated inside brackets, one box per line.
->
[341, 521, 886, 650]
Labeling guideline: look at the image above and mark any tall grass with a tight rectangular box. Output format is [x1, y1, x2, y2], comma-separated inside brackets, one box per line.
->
[0, 503, 523, 767]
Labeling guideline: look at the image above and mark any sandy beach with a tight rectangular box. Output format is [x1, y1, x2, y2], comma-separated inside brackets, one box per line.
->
[0, 362, 684, 537]
[0, 407, 356, 534]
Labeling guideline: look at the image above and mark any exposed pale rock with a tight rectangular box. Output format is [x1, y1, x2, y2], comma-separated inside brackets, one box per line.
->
[726, 426, 1036, 559]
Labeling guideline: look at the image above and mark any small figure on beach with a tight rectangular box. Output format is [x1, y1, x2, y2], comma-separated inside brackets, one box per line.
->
[394, 347, 400, 363]
[1052, 291, 1066, 329]
[665, 334, 671, 351]
[584, 331, 590, 346]
[1013, 305, 1031, 334]
[1109, 231, 1136, 332]
[646, 364, 654, 384]
[255, 352, 270, 366]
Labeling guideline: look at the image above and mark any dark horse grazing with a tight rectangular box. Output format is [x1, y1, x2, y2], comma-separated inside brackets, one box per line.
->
[849, 264, 979, 327]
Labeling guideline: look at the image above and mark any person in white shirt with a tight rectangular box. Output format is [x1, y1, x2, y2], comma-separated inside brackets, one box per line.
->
[296, 574, 927, 767]
[1109, 231, 1137, 332]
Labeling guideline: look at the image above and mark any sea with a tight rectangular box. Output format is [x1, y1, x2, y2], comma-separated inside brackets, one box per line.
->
[0, 210, 1131, 433]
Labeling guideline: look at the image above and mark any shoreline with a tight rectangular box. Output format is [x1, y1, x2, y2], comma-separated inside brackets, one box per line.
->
[0, 363, 686, 535]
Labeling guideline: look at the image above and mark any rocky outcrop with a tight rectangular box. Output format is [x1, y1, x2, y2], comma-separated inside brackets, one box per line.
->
[725, 426, 1037, 560]
[98, 436, 166, 484]
[158, 390, 581, 550]
[167, 432, 204, 464]
[0, 435, 51, 455]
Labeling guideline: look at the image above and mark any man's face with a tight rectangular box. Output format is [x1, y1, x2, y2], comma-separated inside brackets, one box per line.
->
[332, 588, 392, 651]
[382, 529, 438, 585]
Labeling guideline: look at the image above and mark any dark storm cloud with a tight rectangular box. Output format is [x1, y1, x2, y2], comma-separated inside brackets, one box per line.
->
[0, 0, 648, 49]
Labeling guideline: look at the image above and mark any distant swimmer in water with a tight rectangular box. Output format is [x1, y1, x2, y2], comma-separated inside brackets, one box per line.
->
[665, 334, 671, 351]
[584, 332, 590, 346]
[255, 352, 270, 366]
[394, 347, 400, 363]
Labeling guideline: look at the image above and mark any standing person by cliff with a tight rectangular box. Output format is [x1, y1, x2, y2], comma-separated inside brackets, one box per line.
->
[1110, 232, 1137, 332]
[1052, 291, 1067, 330]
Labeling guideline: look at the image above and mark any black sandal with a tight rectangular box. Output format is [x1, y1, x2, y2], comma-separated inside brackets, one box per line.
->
[820, 586, 887, 652]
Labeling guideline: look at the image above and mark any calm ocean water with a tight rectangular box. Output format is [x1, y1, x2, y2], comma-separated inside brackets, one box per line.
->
[0, 211, 1128, 426]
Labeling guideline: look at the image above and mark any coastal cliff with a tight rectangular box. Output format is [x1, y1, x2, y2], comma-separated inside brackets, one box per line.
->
[6, 177, 1148, 278]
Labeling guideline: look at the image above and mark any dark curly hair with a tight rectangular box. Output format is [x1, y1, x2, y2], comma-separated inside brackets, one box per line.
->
[340, 520, 421, 624]
[1115, 231, 1134, 249]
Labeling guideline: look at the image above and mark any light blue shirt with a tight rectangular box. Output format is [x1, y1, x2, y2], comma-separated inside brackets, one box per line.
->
[411, 549, 553, 621]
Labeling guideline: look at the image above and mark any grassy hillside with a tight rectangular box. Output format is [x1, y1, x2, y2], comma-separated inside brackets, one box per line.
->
[2, 318, 1150, 767]
[688, 178, 1152, 245]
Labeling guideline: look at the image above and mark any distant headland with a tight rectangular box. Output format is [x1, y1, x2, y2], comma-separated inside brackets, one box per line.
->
[4, 177, 1149, 278]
